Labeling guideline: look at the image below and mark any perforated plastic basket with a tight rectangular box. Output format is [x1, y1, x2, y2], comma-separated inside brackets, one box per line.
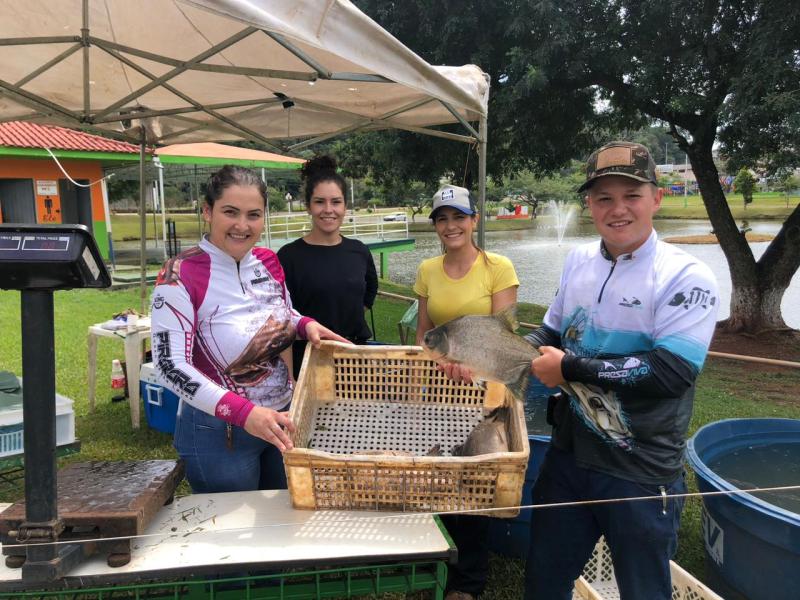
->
[284, 342, 529, 517]
[572, 538, 724, 600]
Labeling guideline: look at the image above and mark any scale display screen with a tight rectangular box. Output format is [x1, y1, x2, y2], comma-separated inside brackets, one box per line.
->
[20, 236, 71, 252]
[0, 236, 22, 251]
[0, 225, 110, 291]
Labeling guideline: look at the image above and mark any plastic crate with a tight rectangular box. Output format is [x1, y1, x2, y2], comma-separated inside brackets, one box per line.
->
[284, 342, 529, 516]
[572, 537, 724, 600]
[140, 363, 180, 435]
[0, 388, 75, 458]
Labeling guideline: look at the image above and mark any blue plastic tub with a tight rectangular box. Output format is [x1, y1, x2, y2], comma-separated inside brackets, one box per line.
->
[488, 377, 557, 558]
[687, 418, 800, 600]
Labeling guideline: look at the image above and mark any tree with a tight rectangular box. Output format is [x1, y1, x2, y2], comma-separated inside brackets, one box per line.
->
[776, 172, 800, 208]
[734, 168, 756, 208]
[354, 0, 800, 333]
[266, 186, 287, 212]
[406, 181, 433, 222]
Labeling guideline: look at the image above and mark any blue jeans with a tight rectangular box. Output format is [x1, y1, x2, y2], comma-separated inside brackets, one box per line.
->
[524, 446, 686, 600]
[174, 402, 287, 493]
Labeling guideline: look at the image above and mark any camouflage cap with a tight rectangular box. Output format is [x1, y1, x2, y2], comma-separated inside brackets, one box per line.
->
[578, 141, 658, 192]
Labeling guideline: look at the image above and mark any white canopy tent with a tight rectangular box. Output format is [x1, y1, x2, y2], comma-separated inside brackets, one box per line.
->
[0, 0, 491, 306]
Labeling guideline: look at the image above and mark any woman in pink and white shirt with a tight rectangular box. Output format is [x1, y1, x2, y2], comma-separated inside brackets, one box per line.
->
[150, 165, 346, 493]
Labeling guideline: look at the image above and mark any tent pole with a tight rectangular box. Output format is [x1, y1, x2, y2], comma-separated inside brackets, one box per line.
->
[157, 158, 167, 259]
[100, 177, 116, 271]
[477, 114, 487, 248]
[262, 167, 272, 248]
[139, 130, 147, 313]
[195, 165, 202, 238]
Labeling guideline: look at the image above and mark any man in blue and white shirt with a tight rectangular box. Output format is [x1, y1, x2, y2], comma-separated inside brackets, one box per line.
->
[524, 141, 719, 600]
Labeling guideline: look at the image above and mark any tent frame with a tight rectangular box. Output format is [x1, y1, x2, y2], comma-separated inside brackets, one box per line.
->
[0, 0, 490, 306]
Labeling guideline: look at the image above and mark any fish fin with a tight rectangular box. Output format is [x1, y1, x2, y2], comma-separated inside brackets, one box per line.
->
[494, 304, 519, 332]
[506, 371, 530, 402]
[484, 406, 509, 422]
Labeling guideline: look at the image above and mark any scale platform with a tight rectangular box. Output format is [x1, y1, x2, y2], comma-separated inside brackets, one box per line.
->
[0, 490, 454, 594]
[0, 460, 183, 569]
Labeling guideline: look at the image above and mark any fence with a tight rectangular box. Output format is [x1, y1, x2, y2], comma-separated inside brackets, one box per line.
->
[262, 212, 409, 244]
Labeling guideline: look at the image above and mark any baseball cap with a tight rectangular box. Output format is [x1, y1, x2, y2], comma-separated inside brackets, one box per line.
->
[578, 141, 658, 192]
[429, 185, 476, 219]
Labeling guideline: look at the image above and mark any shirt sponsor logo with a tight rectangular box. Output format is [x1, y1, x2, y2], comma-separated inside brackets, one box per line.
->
[154, 331, 200, 397]
[619, 296, 642, 308]
[598, 356, 650, 380]
[669, 287, 716, 310]
[250, 277, 271, 285]
[152, 294, 165, 310]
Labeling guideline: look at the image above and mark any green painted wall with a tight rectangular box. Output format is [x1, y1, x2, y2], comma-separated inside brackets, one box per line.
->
[92, 220, 109, 260]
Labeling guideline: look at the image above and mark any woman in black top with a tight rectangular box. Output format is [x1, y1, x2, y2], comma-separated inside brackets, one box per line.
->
[277, 156, 378, 379]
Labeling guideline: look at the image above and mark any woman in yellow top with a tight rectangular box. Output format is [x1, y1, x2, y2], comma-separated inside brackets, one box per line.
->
[413, 184, 519, 600]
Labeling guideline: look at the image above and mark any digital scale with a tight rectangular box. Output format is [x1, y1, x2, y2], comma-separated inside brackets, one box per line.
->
[0, 225, 183, 581]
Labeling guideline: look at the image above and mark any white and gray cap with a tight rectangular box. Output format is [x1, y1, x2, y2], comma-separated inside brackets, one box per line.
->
[429, 185, 476, 219]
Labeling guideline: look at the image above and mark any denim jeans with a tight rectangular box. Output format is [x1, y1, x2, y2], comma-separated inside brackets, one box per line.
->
[174, 402, 287, 493]
[524, 446, 686, 600]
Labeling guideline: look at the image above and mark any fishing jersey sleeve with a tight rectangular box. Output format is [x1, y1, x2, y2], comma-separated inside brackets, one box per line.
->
[561, 248, 719, 397]
[524, 325, 562, 349]
[151, 256, 255, 427]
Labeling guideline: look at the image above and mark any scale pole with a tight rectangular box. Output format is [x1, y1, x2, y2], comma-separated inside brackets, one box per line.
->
[20, 290, 57, 566]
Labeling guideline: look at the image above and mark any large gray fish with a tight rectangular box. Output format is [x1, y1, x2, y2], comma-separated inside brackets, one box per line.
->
[423, 307, 633, 448]
[452, 407, 509, 456]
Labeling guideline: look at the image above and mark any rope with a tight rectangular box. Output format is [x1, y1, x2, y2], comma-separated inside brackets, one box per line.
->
[3, 484, 799, 550]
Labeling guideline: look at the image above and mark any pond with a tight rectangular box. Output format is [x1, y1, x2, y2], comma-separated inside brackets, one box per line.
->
[387, 218, 800, 328]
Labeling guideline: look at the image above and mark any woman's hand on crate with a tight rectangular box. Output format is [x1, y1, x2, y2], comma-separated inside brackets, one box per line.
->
[305, 321, 350, 347]
[244, 406, 297, 452]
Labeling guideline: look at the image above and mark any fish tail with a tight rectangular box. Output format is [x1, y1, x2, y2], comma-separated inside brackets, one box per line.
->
[507, 371, 530, 403]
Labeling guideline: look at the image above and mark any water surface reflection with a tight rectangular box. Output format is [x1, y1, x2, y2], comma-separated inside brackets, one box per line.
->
[389, 218, 799, 328]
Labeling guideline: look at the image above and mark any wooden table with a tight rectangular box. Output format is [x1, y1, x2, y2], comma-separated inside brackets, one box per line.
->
[86, 317, 150, 428]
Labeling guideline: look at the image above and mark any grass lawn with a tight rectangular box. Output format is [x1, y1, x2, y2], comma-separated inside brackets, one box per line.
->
[0, 282, 797, 598]
[656, 191, 798, 220]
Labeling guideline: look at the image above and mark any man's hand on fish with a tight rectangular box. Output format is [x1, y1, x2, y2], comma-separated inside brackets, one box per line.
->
[437, 361, 474, 384]
[244, 406, 297, 452]
[531, 345, 567, 387]
[305, 321, 351, 347]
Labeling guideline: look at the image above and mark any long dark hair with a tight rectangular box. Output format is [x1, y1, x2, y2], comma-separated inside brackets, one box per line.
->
[301, 155, 346, 205]
[205, 165, 267, 207]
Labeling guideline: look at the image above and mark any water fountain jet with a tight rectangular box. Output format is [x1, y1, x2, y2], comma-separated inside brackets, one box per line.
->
[546, 199, 576, 245]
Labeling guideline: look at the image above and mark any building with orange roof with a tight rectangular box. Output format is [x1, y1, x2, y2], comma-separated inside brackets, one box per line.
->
[0, 121, 142, 258]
